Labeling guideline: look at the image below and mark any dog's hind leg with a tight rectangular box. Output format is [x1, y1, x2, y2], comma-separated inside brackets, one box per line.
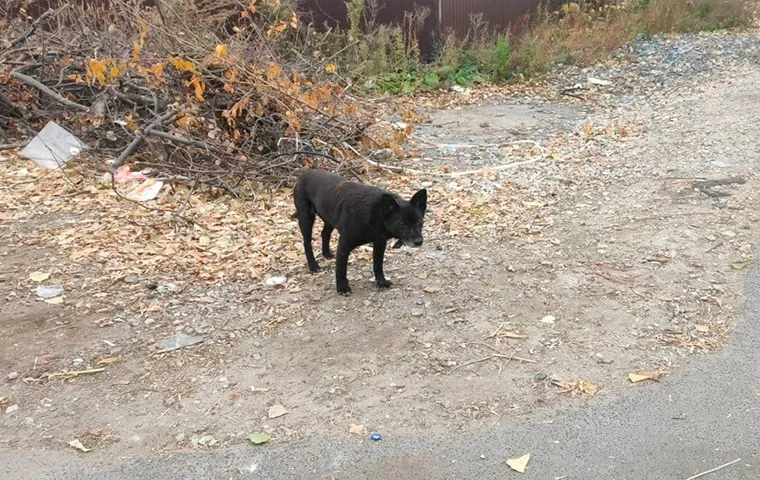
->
[321, 222, 335, 259]
[297, 201, 320, 273]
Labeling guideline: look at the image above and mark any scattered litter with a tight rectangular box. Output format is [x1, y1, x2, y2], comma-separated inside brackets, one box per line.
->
[45, 296, 64, 305]
[113, 165, 148, 182]
[156, 333, 204, 353]
[250, 386, 270, 394]
[18, 121, 88, 170]
[392, 122, 409, 131]
[721, 230, 737, 238]
[249, 432, 271, 445]
[506, 453, 531, 473]
[68, 439, 91, 453]
[267, 404, 288, 419]
[349, 424, 365, 435]
[264, 275, 287, 287]
[370, 432, 383, 441]
[540, 315, 556, 324]
[36, 285, 64, 299]
[6, 404, 19, 415]
[588, 77, 612, 86]
[415, 299, 425, 306]
[28, 271, 51, 282]
[125, 179, 164, 202]
[450, 85, 473, 95]
[442, 145, 457, 155]
[730, 261, 749, 270]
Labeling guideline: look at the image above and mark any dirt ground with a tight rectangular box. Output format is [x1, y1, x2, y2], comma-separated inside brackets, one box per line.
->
[1, 58, 759, 459]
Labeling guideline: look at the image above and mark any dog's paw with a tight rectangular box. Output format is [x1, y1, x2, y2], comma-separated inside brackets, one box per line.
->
[322, 250, 334, 260]
[308, 264, 321, 273]
[337, 283, 352, 296]
[376, 278, 392, 289]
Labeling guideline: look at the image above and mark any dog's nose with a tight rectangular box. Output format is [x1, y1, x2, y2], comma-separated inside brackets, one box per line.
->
[413, 238, 423, 247]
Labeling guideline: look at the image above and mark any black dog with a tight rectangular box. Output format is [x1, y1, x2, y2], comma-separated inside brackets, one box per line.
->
[293, 169, 427, 295]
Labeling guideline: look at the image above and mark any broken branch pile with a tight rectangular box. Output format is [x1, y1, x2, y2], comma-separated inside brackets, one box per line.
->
[0, 0, 370, 193]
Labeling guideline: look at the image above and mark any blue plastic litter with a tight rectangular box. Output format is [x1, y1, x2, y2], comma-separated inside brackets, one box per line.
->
[370, 432, 382, 441]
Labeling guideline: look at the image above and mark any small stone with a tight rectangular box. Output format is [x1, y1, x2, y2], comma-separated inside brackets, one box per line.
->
[124, 275, 140, 284]
[411, 309, 424, 317]
[479, 122, 491, 128]
[6, 405, 19, 414]
[175, 433, 186, 442]
[144, 318, 155, 326]
[540, 315, 556, 324]
[721, 230, 736, 238]
[534, 373, 548, 381]
[7, 372, 18, 380]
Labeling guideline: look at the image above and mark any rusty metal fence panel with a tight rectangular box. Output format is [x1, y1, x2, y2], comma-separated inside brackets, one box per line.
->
[440, 0, 548, 37]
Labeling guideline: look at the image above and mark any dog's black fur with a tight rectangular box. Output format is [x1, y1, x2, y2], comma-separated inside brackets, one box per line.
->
[293, 169, 427, 295]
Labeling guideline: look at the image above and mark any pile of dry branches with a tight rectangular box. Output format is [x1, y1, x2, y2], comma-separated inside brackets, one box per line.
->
[0, 0, 372, 194]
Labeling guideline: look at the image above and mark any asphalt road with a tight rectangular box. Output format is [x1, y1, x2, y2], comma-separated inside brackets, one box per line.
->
[2, 258, 759, 480]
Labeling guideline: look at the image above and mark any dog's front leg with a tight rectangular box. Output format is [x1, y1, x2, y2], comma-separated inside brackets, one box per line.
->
[335, 236, 353, 295]
[372, 240, 392, 289]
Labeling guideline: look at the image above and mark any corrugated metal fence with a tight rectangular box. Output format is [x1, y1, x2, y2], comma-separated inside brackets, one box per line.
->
[301, 0, 553, 56]
[3, 0, 555, 57]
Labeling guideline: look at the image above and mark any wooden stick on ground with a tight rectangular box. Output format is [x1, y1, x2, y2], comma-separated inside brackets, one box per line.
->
[10, 72, 90, 112]
[685, 458, 741, 480]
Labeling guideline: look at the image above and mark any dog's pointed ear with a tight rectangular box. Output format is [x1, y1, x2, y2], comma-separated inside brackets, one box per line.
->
[381, 194, 399, 217]
[410, 189, 427, 215]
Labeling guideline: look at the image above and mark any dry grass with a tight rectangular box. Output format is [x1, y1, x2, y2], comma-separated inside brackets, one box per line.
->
[511, 0, 758, 78]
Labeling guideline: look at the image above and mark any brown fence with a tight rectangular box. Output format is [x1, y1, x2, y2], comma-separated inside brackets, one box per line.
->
[300, 0, 554, 56]
[4, 0, 556, 57]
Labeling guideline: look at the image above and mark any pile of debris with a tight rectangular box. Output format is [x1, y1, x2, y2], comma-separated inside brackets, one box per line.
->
[0, 1, 371, 195]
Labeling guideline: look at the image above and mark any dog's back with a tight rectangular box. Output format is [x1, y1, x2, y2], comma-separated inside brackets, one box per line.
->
[294, 169, 387, 228]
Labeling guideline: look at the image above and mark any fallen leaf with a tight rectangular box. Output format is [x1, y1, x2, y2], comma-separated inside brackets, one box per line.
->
[507, 453, 531, 473]
[267, 404, 288, 418]
[416, 272, 428, 279]
[29, 271, 51, 282]
[249, 432, 270, 444]
[695, 325, 710, 333]
[44, 296, 64, 305]
[117, 380, 131, 385]
[582, 381, 599, 396]
[349, 424, 365, 435]
[97, 357, 119, 366]
[731, 261, 749, 270]
[423, 285, 441, 293]
[628, 371, 663, 383]
[68, 439, 90, 452]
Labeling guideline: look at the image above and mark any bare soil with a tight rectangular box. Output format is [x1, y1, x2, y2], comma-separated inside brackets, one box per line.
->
[1, 65, 758, 459]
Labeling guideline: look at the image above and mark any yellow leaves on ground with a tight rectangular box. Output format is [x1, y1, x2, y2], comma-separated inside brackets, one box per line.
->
[325, 63, 337, 74]
[215, 44, 229, 57]
[629, 371, 664, 383]
[86, 59, 107, 86]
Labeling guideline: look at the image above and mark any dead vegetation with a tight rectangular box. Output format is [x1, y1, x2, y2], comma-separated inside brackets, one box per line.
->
[0, 0, 378, 195]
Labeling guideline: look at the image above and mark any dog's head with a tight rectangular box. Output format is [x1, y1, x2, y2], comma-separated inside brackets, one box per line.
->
[381, 189, 427, 247]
